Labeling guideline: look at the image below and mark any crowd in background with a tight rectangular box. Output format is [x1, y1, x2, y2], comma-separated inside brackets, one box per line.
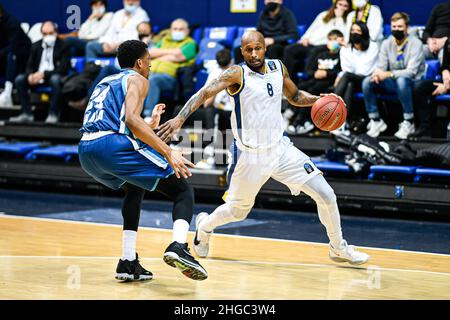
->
[0, 0, 449, 142]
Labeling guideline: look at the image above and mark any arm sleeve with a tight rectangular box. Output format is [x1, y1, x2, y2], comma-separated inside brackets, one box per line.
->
[339, 48, 354, 73]
[180, 41, 197, 60]
[376, 40, 389, 71]
[301, 12, 325, 40]
[273, 10, 299, 43]
[442, 39, 450, 72]
[367, 6, 383, 42]
[392, 41, 425, 79]
[423, 5, 438, 42]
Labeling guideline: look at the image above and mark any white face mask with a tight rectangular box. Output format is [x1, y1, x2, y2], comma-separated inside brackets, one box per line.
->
[171, 31, 186, 41]
[353, 0, 367, 8]
[124, 4, 138, 14]
[43, 35, 56, 46]
[93, 6, 105, 15]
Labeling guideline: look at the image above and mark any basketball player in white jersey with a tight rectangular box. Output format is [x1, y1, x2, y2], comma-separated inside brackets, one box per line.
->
[158, 31, 369, 265]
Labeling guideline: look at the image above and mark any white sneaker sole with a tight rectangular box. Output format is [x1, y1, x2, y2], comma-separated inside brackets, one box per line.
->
[329, 254, 370, 266]
[115, 273, 153, 281]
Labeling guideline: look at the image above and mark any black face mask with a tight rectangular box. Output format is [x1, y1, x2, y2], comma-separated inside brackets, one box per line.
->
[391, 30, 406, 41]
[350, 33, 363, 44]
[265, 3, 280, 13]
[139, 34, 150, 41]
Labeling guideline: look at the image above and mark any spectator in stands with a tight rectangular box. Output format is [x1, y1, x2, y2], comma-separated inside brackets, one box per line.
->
[85, 0, 149, 59]
[60, 0, 113, 56]
[347, 0, 383, 43]
[286, 30, 343, 135]
[196, 49, 233, 169]
[422, 1, 450, 61]
[412, 39, 450, 138]
[9, 21, 70, 124]
[69, 21, 154, 111]
[362, 12, 425, 139]
[0, 5, 32, 108]
[334, 21, 378, 129]
[235, 0, 298, 64]
[282, 0, 352, 84]
[143, 18, 197, 121]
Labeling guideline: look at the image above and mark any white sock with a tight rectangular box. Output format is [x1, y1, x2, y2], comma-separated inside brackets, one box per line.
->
[3, 81, 13, 96]
[122, 230, 137, 261]
[172, 219, 190, 244]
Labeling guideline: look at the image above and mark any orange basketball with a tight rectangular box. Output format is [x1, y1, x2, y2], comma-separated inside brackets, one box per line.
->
[311, 95, 347, 131]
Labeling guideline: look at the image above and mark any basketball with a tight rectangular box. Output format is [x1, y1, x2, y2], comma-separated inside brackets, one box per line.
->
[311, 95, 347, 131]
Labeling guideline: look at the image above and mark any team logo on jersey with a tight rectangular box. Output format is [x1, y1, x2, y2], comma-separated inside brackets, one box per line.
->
[267, 61, 278, 72]
[304, 163, 314, 174]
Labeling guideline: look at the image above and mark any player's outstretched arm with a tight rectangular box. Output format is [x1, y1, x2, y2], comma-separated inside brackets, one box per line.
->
[281, 63, 320, 107]
[157, 65, 242, 142]
[124, 75, 193, 179]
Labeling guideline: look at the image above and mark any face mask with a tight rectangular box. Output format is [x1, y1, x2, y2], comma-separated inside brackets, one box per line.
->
[327, 40, 341, 53]
[124, 4, 138, 14]
[43, 35, 56, 46]
[391, 30, 406, 41]
[172, 31, 186, 41]
[353, 0, 367, 8]
[350, 32, 363, 44]
[265, 3, 280, 13]
[93, 6, 105, 15]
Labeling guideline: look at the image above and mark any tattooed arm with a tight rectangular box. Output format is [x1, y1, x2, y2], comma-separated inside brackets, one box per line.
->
[281, 63, 320, 107]
[157, 65, 242, 141]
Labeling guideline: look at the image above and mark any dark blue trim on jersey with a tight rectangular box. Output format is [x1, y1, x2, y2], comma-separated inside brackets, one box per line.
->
[227, 140, 241, 186]
[278, 59, 284, 76]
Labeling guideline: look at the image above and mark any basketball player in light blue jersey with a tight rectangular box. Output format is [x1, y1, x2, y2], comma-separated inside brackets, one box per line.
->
[159, 31, 370, 266]
[78, 40, 208, 281]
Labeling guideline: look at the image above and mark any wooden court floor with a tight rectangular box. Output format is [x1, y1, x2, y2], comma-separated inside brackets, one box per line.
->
[0, 215, 449, 300]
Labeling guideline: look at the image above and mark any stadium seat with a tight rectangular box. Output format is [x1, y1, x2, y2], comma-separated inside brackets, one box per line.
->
[25, 145, 79, 163]
[86, 57, 116, 67]
[194, 69, 209, 92]
[71, 57, 86, 74]
[414, 168, 450, 182]
[298, 25, 306, 37]
[0, 142, 41, 157]
[383, 24, 391, 37]
[314, 161, 352, 173]
[368, 165, 418, 181]
[423, 59, 440, 81]
[196, 39, 225, 67]
[203, 26, 237, 47]
[191, 27, 203, 44]
[435, 94, 450, 102]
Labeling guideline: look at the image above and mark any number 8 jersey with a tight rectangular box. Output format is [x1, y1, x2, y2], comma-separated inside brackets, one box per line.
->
[80, 69, 138, 137]
[227, 59, 285, 151]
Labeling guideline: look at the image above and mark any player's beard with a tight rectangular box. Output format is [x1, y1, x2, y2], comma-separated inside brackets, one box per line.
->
[246, 58, 265, 72]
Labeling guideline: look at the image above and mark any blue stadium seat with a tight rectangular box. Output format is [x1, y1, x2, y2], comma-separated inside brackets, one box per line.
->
[152, 25, 161, 35]
[414, 168, 450, 182]
[71, 57, 85, 73]
[314, 161, 352, 173]
[34, 86, 53, 94]
[194, 69, 209, 92]
[435, 94, 450, 102]
[203, 26, 237, 47]
[298, 25, 306, 37]
[86, 57, 116, 67]
[196, 39, 225, 67]
[383, 24, 391, 37]
[368, 165, 418, 181]
[0, 142, 41, 157]
[25, 145, 79, 163]
[423, 59, 440, 80]
[191, 27, 203, 44]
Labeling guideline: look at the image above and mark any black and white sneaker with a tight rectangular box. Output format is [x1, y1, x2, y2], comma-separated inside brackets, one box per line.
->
[163, 241, 208, 281]
[115, 253, 153, 282]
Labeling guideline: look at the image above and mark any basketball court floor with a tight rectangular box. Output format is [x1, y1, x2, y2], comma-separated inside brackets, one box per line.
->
[0, 189, 449, 299]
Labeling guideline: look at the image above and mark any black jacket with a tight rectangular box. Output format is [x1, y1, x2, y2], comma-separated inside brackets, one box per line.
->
[26, 39, 71, 81]
[0, 7, 31, 57]
[257, 6, 298, 44]
[305, 50, 341, 80]
[423, 1, 450, 42]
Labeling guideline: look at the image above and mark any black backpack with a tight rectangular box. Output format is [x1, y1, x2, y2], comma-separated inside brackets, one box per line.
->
[62, 62, 101, 102]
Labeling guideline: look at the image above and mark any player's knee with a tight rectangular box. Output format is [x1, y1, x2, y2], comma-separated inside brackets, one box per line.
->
[318, 185, 337, 206]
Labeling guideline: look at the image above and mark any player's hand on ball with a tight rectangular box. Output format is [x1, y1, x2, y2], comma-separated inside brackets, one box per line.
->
[167, 149, 194, 179]
[320, 93, 346, 107]
[157, 116, 184, 142]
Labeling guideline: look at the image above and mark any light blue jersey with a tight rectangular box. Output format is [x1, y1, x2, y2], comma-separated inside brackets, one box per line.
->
[80, 69, 136, 136]
[78, 69, 174, 192]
